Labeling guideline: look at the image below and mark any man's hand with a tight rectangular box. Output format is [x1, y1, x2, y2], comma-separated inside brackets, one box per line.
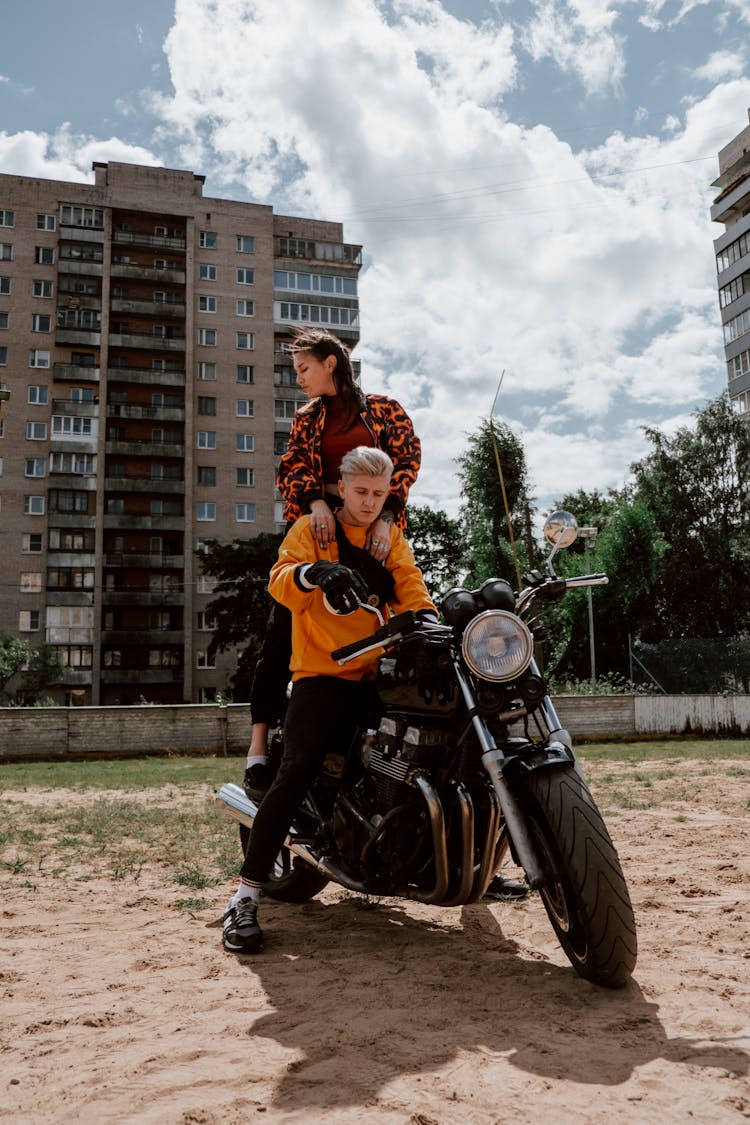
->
[304, 561, 369, 615]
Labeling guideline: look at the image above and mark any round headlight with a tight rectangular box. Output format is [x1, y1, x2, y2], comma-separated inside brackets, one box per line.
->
[461, 610, 534, 682]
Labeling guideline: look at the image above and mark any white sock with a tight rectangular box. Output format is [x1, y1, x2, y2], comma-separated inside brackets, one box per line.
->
[230, 878, 261, 907]
[245, 754, 267, 768]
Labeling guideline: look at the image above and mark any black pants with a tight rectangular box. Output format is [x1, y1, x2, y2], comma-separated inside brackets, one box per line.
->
[249, 601, 292, 727]
[241, 676, 381, 884]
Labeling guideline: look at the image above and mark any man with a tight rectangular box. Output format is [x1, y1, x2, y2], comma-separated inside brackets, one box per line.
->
[223, 447, 437, 953]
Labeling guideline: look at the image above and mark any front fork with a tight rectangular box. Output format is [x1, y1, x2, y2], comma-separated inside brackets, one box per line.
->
[453, 658, 548, 889]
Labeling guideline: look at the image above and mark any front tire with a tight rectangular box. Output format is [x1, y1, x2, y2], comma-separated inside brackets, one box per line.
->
[521, 766, 637, 988]
[239, 824, 329, 903]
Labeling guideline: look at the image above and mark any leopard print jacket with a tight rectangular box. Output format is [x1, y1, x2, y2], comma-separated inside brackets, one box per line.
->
[277, 390, 421, 530]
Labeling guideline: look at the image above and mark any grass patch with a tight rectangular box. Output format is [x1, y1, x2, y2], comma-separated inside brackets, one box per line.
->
[0, 754, 247, 791]
[578, 740, 750, 764]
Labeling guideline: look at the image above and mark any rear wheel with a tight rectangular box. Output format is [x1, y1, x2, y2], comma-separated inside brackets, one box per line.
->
[521, 766, 637, 987]
[239, 823, 329, 903]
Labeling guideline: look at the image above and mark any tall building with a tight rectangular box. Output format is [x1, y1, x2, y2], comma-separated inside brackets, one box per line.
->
[0, 161, 361, 705]
[711, 108, 750, 413]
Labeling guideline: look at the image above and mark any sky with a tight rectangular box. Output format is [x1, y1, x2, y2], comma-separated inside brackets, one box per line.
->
[2, 0, 749, 520]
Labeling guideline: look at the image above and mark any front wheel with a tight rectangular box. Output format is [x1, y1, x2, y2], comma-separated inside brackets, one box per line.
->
[239, 824, 329, 903]
[521, 766, 637, 988]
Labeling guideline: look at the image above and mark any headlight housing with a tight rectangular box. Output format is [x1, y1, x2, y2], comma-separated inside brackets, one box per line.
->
[461, 610, 534, 682]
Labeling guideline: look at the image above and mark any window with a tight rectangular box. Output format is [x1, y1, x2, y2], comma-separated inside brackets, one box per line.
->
[236, 268, 255, 284]
[27, 385, 49, 405]
[37, 214, 56, 231]
[57, 307, 101, 330]
[236, 503, 255, 522]
[274, 434, 289, 456]
[20, 573, 42, 593]
[236, 236, 255, 253]
[29, 350, 50, 369]
[275, 366, 298, 387]
[106, 498, 124, 514]
[198, 328, 217, 346]
[0, 276, 10, 294]
[236, 364, 254, 384]
[52, 415, 93, 436]
[22, 533, 43, 553]
[72, 351, 96, 367]
[276, 301, 359, 328]
[0, 243, 12, 260]
[236, 399, 254, 417]
[70, 387, 95, 404]
[236, 299, 254, 316]
[719, 277, 745, 309]
[196, 575, 215, 594]
[274, 269, 358, 296]
[50, 451, 94, 474]
[197, 611, 216, 631]
[49, 490, 90, 514]
[198, 466, 217, 486]
[35, 246, 55, 265]
[26, 421, 47, 440]
[0, 312, 8, 329]
[236, 433, 254, 452]
[24, 495, 45, 515]
[197, 431, 217, 450]
[198, 396, 217, 415]
[197, 501, 216, 521]
[724, 308, 750, 346]
[197, 650, 216, 669]
[47, 567, 95, 590]
[32, 314, 52, 332]
[274, 398, 298, 420]
[0, 210, 14, 227]
[198, 362, 216, 381]
[199, 263, 217, 281]
[0, 346, 6, 365]
[33, 280, 53, 298]
[236, 332, 254, 350]
[150, 499, 181, 516]
[199, 231, 217, 249]
[25, 458, 46, 478]
[199, 295, 217, 312]
[48, 529, 95, 552]
[236, 467, 254, 487]
[60, 205, 103, 228]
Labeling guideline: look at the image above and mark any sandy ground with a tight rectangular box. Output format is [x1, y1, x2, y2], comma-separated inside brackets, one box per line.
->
[1, 758, 749, 1124]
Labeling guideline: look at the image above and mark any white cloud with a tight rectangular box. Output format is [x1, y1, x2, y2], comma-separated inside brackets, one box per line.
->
[521, 1, 626, 96]
[692, 49, 747, 82]
[0, 126, 161, 182]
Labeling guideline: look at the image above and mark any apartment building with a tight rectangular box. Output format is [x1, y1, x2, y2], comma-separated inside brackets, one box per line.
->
[711, 107, 750, 413]
[0, 161, 361, 705]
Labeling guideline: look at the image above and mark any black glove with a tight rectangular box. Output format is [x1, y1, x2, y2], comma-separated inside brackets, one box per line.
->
[304, 561, 369, 615]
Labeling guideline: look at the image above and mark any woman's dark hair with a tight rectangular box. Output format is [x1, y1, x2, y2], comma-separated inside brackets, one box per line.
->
[289, 326, 358, 409]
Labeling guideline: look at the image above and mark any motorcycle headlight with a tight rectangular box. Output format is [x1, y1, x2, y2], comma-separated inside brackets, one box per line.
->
[461, 610, 534, 682]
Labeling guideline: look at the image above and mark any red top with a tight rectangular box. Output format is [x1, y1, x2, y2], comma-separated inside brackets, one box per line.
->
[320, 396, 373, 484]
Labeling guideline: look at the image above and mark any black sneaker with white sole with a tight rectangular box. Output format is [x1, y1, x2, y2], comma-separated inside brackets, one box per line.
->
[223, 898, 263, 953]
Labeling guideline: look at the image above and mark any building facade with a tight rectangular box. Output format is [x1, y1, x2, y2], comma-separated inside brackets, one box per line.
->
[0, 161, 361, 705]
[711, 108, 750, 413]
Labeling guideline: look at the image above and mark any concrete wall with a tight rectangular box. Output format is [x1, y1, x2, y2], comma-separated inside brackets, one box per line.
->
[0, 696, 749, 763]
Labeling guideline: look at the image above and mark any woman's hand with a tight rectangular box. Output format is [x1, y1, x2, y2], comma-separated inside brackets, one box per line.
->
[366, 515, 392, 560]
[309, 500, 335, 550]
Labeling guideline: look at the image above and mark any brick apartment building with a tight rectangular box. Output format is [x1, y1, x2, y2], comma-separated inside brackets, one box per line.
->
[0, 161, 361, 705]
[711, 107, 750, 413]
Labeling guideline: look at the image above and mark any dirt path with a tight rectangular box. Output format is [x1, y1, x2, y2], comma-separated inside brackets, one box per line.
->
[2, 759, 749, 1123]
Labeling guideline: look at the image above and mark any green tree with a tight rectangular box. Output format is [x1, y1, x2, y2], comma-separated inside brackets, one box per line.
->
[198, 533, 283, 699]
[456, 419, 535, 588]
[0, 634, 32, 696]
[0, 635, 63, 705]
[406, 503, 468, 598]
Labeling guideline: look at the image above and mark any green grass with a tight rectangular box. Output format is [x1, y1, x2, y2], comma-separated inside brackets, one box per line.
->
[0, 753, 247, 790]
[578, 739, 750, 764]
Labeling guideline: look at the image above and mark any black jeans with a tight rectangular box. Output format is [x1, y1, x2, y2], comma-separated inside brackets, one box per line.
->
[249, 601, 292, 727]
[241, 676, 381, 884]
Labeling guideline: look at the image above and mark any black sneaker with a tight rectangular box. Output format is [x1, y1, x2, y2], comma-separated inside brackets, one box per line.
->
[483, 875, 530, 900]
[223, 898, 263, 953]
[243, 762, 274, 802]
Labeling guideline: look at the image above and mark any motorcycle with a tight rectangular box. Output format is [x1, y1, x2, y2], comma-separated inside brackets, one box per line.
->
[216, 511, 637, 988]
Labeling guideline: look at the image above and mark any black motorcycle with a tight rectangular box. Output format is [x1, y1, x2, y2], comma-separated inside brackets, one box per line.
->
[216, 511, 637, 988]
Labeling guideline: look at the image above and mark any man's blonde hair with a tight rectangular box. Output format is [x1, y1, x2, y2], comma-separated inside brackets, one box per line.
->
[339, 446, 393, 479]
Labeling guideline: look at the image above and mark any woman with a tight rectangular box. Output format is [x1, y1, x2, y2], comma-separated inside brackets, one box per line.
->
[244, 326, 421, 794]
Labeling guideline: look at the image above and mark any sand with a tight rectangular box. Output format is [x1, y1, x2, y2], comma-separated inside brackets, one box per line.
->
[1, 758, 749, 1124]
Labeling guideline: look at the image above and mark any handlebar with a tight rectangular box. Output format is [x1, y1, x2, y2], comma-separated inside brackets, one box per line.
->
[516, 572, 608, 613]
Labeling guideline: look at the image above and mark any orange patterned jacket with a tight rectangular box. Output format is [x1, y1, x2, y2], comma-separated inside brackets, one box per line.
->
[277, 390, 421, 529]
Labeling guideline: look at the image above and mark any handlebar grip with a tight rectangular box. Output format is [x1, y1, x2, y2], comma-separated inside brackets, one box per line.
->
[331, 610, 418, 663]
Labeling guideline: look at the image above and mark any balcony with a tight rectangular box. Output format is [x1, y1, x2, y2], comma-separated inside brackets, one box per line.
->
[104, 553, 185, 568]
[100, 668, 184, 684]
[108, 332, 186, 352]
[57, 260, 103, 277]
[52, 399, 99, 417]
[111, 298, 186, 319]
[106, 403, 184, 422]
[104, 477, 184, 494]
[110, 264, 186, 284]
[59, 226, 105, 243]
[102, 514, 184, 531]
[113, 230, 186, 251]
[54, 364, 100, 383]
[56, 329, 102, 346]
[107, 366, 185, 387]
[105, 440, 185, 458]
[100, 630, 184, 645]
[47, 514, 97, 529]
[102, 590, 185, 606]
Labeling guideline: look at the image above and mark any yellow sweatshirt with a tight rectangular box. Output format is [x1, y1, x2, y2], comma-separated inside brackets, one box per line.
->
[268, 515, 436, 682]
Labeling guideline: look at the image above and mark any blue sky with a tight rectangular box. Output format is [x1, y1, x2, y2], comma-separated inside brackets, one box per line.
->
[2, 0, 750, 518]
